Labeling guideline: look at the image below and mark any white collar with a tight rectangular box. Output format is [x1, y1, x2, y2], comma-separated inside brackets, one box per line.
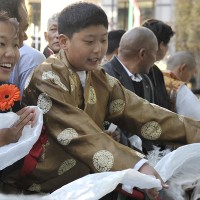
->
[76, 71, 86, 88]
[116, 57, 143, 82]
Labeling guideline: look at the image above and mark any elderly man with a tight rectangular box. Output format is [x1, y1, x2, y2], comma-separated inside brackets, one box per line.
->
[103, 27, 157, 153]
[163, 51, 200, 120]
[43, 13, 60, 58]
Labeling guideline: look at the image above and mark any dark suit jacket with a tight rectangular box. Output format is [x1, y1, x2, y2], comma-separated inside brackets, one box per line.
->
[103, 56, 154, 103]
[148, 64, 170, 109]
[103, 56, 156, 153]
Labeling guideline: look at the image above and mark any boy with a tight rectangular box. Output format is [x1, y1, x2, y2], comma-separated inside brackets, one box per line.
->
[3, 2, 200, 199]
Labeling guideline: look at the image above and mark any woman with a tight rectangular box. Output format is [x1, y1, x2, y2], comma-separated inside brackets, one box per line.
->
[0, 11, 35, 147]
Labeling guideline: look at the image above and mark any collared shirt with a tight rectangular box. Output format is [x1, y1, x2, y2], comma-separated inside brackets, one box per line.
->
[116, 57, 143, 82]
[77, 71, 87, 88]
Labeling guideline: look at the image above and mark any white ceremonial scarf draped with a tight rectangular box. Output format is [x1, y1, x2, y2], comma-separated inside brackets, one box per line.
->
[155, 143, 200, 200]
[0, 169, 161, 200]
[176, 84, 200, 121]
[0, 106, 43, 170]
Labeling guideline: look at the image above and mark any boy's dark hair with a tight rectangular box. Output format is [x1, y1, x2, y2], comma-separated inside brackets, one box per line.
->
[58, 2, 108, 38]
[0, 0, 24, 22]
[107, 29, 126, 55]
[142, 19, 175, 45]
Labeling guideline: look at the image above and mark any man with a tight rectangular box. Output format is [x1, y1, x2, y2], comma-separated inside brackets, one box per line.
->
[43, 13, 60, 58]
[163, 51, 200, 120]
[0, 0, 45, 96]
[103, 27, 156, 153]
[142, 19, 175, 110]
[103, 29, 125, 62]
[103, 27, 155, 106]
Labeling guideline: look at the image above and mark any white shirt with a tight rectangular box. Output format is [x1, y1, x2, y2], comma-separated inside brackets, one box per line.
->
[116, 57, 143, 82]
[176, 84, 200, 121]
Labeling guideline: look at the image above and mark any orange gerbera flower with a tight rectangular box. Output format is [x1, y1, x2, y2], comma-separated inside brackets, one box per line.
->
[0, 84, 20, 111]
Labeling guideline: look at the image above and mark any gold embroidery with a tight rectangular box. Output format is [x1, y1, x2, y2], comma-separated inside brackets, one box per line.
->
[57, 128, 78, 146]
[42, 71, 68, 91]
[24, 70, 34, 90]
[93, 150, 114, 172]
[109, 99, 125, 114]
[69, 76, 75, 92]
[37, 93, 52, 114]
[151, 103, 173, 113]
[141, 121, 162, 140]
[135, 151, 145, 158]
[58, 159, 76, 175]
[28, 184, 41, 192]
[88, 86, 96, 104]
[106, 73, 117, 87]
[178, 115, 184, 122]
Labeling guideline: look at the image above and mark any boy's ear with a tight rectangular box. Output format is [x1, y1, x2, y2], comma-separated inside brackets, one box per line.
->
[59, 34, 69, 50]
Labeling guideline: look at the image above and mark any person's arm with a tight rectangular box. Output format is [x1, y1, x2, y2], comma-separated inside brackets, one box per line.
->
[0, 107, 36, 147]
[21, 61, 170, 199]
[22, 63, 146, 173]
[176, 84, 200, 120]
[105, 75, 200, 145]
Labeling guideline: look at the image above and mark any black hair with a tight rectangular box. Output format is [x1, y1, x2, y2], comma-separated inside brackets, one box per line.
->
[58, 2, 108, 38]
[0, 10, 19, 32]
[107, 29, 126, 55]
[142, 19, 175, 45]
[0, 0, 24, 22]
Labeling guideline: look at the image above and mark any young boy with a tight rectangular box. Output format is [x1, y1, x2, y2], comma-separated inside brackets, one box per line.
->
[3, 2, 200, 199]
[0, 11, 35, 146]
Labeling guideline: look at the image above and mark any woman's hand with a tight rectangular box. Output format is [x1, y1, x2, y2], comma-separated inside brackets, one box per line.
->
[0, 107, 36, 147]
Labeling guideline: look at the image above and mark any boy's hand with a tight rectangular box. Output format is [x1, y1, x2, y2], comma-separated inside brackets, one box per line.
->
[138, 163, 168, 200]
[0, 107, 36, 147]
[105, 130, 120, 142]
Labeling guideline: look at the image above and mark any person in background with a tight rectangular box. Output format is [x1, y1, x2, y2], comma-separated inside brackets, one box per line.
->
[0, 0, 45, 96]
[142, 19, 175, 110]
[163, 51, 200, 120]
[43, 13, 60, 58]
[103, 29, 125, 63]
[103, 27, 156, 154]
[0, 11, 35, 147]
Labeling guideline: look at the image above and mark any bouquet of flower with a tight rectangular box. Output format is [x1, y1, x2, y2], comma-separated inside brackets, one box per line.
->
[0, 84, 20, 111]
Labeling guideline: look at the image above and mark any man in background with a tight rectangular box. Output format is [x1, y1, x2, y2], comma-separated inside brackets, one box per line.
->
[43, 13, 60, 58]
[164, 51, 200, 120]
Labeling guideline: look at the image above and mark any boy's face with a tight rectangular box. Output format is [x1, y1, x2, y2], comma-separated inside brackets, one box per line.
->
[61, 25, 108, 71]
[0, 21, 20, 82]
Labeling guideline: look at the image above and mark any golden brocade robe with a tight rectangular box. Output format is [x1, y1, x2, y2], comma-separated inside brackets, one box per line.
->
[2, 49, 200, 194]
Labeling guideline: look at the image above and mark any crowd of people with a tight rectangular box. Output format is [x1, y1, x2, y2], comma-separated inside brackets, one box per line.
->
[0, 1, 200, 200]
